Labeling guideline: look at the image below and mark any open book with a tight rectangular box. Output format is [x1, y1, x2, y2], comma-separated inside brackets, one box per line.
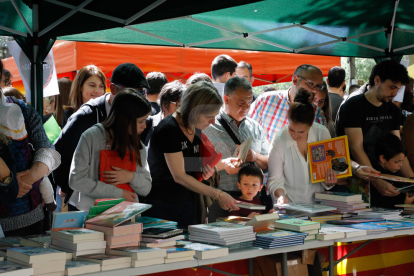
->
[233, 137, 253, 167]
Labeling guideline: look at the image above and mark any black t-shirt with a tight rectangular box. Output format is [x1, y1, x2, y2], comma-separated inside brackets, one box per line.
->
[336, 93, 401, 159]
[147, 115, 202, 203]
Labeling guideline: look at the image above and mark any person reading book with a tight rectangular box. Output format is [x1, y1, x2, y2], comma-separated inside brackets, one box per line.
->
[369, 133, 414, 209]
[146, 81, 240, 228]
[68, 89, 152, 212]
[268, 89, 338, 205]
[229, 165, 275, 218]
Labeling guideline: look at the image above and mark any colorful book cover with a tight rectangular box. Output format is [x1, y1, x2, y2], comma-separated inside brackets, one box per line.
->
[308, 135, 352, 183]
[43, 115, 61, 144]
[190, 221, 253, 232]
[256, 229, 307, 239]
[274, 219, 320, 227]
[366, 221, 414, 230]
[95, 198, 125, 206]
[7, 246, 63, 256]
[52, 211, 85, 229]
[85, 202, 152, 227]
[348, 223, 388, 230]
[175, 241, 225, 251]
[135, 217, 178, 229]
[89, 204, 116, 216]
[52, 228, 101, 236]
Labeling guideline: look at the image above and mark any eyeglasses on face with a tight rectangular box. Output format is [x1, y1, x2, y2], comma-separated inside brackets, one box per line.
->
[170, 101, 181, 108]
[2, 79, 12, 86]
[297, 75, 325, 91]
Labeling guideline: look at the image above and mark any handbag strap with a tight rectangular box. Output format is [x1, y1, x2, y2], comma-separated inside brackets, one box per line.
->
[217, 115, 241, 145]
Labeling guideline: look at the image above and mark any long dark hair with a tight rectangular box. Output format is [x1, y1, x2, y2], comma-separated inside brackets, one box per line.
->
[103, 88, 151, 166]
[288, 88, 315, 126]
[319, 81, 333, 123]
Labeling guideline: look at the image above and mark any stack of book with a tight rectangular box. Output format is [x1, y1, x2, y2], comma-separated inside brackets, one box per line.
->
[20, 234, 51, 248]
[107, 247, 167, 267]
[275, 202, 336, 213]
[86, 222, 143, 249]
[273, 219, 321, 241]
[50, 228, 106, 257]
[319, 225, 367, 238]
[141, 228, 184, 248]
[315, 192, 371, 214]
[363, 221, 414, 231]
[163, 247, 195, 264]
[395, 204, 414, 216]
[175, 241, 228, 260]
[6, 247, 66, 275]
[188, 222, 256, 246]
[0, 259, 33, 276]
[76, 254, 132, 271]
[64, 260, 101, 276]
[86, 198, 125, 221]
[254, 229, 308, 249]
[356, 208, 402, 220]
[309, 212, 342, 224]
[348, 223, 388, 234]
[135, 217, 178, 230]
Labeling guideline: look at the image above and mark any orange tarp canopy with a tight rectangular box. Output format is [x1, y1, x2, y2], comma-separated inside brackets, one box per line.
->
[3, 40, 340, 92]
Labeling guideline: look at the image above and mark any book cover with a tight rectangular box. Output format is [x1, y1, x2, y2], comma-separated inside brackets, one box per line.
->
[256, 229, 308, 240]
[165, 247, 195, 259]
[189, 222, 253, 234]
[141, 235, 185, 244]
[135, 217, 177, 229]
[308, 135, 352, 183]
[95, 198, 125, 206]
[366, 221, 414, 230]
[233, 137, 253, 166]
[316, 229, 345, 240]
[20, 234, 51, 248]
[85, 221, 142, 236]
[86, 202, 152, 227]
[100, 150, 135, 193]
[88, 204, 116, 216]
[141, 228, 183, 238]
[273, 219, 320, 232]
[51, 228, 104, 242]
[321, 226, 367, 237]
[236, 201, 266, 210]
[7, 247, 66, 263]
[51, 239, 106, 251]
[52, 211, 85, 229]
[358, 171, 414, 183]
[107, 247, 167, 261]
[348, 223, 388, 231]
[314, 191, 362, 202]
[0, 260, 34, 275]
[0, 237, 21, 247]
[275, 202, 337, 213]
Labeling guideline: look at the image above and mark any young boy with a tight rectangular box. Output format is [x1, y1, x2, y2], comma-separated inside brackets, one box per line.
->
[370, 133, 414, 209]
[229, 165, 274, 218]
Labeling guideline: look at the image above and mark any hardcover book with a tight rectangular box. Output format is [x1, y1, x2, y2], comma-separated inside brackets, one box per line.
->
[314, 192, 362, 202]
[273, 219, 321, 232]
[275, 202, 336, 213]
[85, 202, 152, 227]
[52, 211, 85, 229]
[308, 136, 352, 183]
[51, 228, 104, 243]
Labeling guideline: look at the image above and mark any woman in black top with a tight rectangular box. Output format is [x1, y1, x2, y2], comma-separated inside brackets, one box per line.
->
[146, 81, 239, 227]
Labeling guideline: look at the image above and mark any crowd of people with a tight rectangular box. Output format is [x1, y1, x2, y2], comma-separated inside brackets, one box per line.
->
[1, 54, 414, 237]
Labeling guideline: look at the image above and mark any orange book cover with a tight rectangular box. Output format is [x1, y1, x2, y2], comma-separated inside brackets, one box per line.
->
[308, 135, 352, 183]
[99, 150, 136, 193]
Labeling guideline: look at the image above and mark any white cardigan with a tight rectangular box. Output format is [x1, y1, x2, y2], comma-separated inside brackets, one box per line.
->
[267, 123, 333, 204]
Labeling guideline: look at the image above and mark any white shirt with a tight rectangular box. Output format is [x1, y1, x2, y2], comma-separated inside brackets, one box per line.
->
[213, 82, 225, 98]
[267, 123, 333, 204]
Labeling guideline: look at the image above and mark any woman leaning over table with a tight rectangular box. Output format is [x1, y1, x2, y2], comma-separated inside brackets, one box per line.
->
[145, 81, 239, 228]
[267, 89, 339, 205]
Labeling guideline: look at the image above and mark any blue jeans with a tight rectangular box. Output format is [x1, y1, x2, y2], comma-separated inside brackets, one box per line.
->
[55, 187, 62, 213]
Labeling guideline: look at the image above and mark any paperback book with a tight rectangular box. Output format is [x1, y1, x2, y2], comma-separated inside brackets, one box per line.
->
[135, 217, 178, 229]
[275, 202, 336, 213]
[0, 260, 33, 276]
[175, 241, 228, 260]
[315, 192, 362, 202]
[273, 219, 321, 232]
[52, 211, 85, 229]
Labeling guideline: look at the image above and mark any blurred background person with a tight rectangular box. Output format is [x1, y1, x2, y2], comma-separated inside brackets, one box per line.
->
[2, 87, 25, 102]
[146, 72, 168, 115]
[314, 82, 336, 138]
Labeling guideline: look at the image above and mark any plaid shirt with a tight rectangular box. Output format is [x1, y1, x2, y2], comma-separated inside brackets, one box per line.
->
[249, 89, 328, 142]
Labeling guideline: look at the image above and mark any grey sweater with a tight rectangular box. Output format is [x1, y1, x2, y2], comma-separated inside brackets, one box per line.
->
[69, 124, 151, 211]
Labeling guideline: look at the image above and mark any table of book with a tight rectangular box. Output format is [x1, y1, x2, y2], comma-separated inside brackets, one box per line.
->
[78, 228, 414, 276]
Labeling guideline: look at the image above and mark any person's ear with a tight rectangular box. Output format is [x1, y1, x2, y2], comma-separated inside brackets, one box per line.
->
[374, 76, 381, 86]
[224, 94, 230, 104]
[341, 80, 346, 87]
[379, 155, 387, 164]
[292, 75, 299, 86]
[237, 182, 242, 190]
[326, 78, 330, 86]
[251, 76, 255, 85]
[260, 184, 264, 190]
[109, 83, 117, 96]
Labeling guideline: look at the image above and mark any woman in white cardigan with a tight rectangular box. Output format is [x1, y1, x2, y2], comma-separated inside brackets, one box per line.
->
[69, 89, 152, 211]
[268, 89, 338, 205]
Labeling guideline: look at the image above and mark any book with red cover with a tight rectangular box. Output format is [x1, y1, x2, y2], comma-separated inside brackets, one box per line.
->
[196, 133, 222, 181]
[100, 150, 136, 193]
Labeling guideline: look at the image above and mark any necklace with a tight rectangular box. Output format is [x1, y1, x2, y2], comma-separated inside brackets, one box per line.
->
[186, 127, 195, 136]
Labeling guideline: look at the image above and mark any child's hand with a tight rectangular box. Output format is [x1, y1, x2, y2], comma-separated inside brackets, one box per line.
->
[405, 193, 414, 204]
[268, 209, 276, 213]
[247, 212, 260, 218]
[103, 167, 134, 185]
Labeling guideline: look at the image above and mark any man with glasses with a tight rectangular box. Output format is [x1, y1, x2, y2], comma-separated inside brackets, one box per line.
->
[249, 64, 328, 142]
[53, 63, 150, 209]
[204, 77, 269, 222]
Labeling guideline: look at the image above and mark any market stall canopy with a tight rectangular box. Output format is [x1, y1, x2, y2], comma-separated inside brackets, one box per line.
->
[2, 40, 340, 91]
[59, 0, 414, 59]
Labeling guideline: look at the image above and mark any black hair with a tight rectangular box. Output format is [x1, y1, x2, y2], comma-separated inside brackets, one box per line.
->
[369, 60, 409, 87]
[159, 80, 185, 113]
[103, 88, 152, 166]
[288, 88, 315, 126]
[146, 72, 168, 95]
[237, 61, 253, 77]
[224, 76, 252, 96]
[327, 66, 346, 88]
[401, 77, 414, 112]
[238, 165, 264, 185]
[211, 54, 237, 80]
[292, 64, 322, 80]
[349, 84, 361, 94]
[375, 133, 406, 161]
[263, 86, 277, 93]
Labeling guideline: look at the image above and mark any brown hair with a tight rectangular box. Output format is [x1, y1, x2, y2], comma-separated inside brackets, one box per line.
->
[65, 65, 106, 112]
[54, 78, 72, 127]
[318, 81, 332, 123]
[2, 87, 25, 101]
[288, 88, 315, 126]
[176, 81, 222, 129]
[159, 80, 185, 113]
[186, 73, 213, 87]
[103, 88, 151, 166]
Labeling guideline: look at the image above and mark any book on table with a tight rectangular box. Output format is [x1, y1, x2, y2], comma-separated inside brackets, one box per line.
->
[365, 221, 414, 231]
[106, 247, 167, 261]
[6, 256, 65, 274]
[175, 241, 228, 260]
[315, 192, 362, 202]
[65, 260, 101, 276]
[275, 202, 337, 213]
[85, 221, 143, 236]
[6, 247, 66, 264]
[308, 135, 352, 183]
[0, 238, 21, 247]
[51, 239, 106, 251]
[254, 229, 307, 249]
[85, 202, 152, 227]
[76, 254, 131, 266]
[141, 228, 183, 238]
[321, 225, 367, 238]
[135, 217, 178, 229]
[52, 211, 85, 229]
[51, 228, 104, 243]
[164, 247, 195, 259]
[140, 240, 177, 248]
[316, 229, 345, 240]
[132, 257, 165, 268]
[20, 234, 51, 248]
[0, 260, 33, 276]
[236, 201, 266, 210]
[217, 213, 279, 231]
[50, 244, 105, 257]
[141, 235, 185, 244]
[273, 219, 321, 232]
[104, 233, 141, 246]
[326, 218, 385, 225]
[164, 256, 194, 264]
[348, 223, 388, 234]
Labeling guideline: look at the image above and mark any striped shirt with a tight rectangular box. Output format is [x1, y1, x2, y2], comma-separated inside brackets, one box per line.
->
[249, 89, 328, 142]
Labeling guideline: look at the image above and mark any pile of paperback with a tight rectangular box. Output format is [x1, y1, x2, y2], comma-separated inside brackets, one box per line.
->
[254, 229, 307, 249]
[315, 192, 371, 214]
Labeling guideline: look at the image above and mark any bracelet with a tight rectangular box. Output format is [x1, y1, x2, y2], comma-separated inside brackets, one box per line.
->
[353, 164, 361, 175]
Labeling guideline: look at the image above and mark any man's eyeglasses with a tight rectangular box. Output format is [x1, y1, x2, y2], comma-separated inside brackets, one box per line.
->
[170, 101, 181, 108]
[297, 76, 325, 91]
[2, 79, 12, 86]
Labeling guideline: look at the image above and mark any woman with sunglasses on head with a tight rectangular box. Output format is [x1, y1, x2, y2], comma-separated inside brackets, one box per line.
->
[146, 81, 240, 228]
[68, 89, 152, 212]
[267, 88, 338, 206]
[313, 81, 336, 138]
[63, 65, 106, 128]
